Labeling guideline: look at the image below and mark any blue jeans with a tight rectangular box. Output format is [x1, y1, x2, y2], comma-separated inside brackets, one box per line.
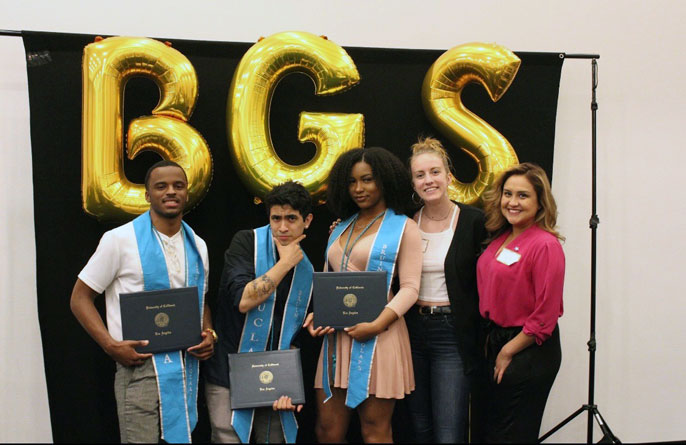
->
[405, 307, 470, 443]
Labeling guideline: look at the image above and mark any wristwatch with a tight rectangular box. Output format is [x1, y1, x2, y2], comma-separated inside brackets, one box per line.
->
[205, 328, 218, 343]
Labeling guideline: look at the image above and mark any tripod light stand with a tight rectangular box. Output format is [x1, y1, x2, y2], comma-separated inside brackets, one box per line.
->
[538, 55, 620, 445]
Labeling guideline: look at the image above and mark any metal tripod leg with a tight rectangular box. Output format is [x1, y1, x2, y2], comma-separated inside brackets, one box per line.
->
[538, 404, 621, 444]
[591, 407, 621, 444]
[538, 405, 585, 442]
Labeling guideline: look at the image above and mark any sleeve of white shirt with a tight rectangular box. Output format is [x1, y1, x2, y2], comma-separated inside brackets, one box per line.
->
[78, 230, 121, 294]
[195, 235, 210, 296]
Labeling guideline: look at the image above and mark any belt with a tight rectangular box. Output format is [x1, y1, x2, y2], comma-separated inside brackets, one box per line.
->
[417, 305, 452, 315]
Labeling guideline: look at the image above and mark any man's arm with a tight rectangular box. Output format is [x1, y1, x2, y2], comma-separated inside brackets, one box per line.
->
[202, 302, 213, 332]
[70, 278, 152, 366]
[237, 234, 306, 313]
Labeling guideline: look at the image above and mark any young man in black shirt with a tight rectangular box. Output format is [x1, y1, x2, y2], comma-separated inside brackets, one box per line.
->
[203, 181, 314, 443]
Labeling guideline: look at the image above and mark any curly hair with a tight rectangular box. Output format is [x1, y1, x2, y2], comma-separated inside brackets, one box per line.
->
[482, 162, 564, 241]
[264, 180, 313, 219]
[326, 147, 413, 219]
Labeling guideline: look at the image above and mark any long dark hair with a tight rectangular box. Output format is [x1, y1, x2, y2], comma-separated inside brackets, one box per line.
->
[326, 147, 413, 219]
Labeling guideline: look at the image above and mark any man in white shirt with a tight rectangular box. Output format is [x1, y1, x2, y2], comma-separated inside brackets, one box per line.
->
[70, 160, 216, 443]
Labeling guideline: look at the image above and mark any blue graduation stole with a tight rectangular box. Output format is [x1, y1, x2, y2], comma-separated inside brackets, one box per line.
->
[231, 225, 313, 443]
[321, 208, 407, 408]
[132, 211, 204, 444]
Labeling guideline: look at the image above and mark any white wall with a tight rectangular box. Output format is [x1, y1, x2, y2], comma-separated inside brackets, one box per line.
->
[1, 0, 684, 442]
[0, 35, 51, 443]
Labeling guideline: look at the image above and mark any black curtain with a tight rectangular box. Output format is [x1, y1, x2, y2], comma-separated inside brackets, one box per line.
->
[22, 30, 563, 443]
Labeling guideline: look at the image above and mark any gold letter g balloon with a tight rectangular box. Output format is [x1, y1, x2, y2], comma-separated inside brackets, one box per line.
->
[82, 36, 212, 221]
[228, 32, 363, 202]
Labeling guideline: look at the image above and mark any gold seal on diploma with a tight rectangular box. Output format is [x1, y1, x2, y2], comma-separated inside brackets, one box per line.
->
[259, 371, 274, 384]
[154, 312, 170, 328]
[343, 293, 357, 308]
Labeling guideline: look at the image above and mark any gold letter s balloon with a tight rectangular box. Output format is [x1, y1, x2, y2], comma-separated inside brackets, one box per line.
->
[422, 42, 520, 205]
[82, 36, 212, 221]
[228, 32, 363, 202]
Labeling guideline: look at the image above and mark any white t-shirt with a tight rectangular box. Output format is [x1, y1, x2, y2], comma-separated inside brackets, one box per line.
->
[78, 220, 209, 341]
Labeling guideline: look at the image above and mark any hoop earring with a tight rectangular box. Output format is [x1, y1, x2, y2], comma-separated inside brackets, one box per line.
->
[412, 192, 423, 205]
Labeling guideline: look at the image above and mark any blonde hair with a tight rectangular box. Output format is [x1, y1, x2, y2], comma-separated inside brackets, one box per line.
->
[482, 162, 564, 241]
[409, 136, 453, 174]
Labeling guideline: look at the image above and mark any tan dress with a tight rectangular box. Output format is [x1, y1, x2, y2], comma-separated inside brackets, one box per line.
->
[314, 219, 422, 399]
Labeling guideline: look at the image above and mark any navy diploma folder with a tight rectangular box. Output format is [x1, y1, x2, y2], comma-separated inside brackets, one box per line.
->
[228, 349, 305, 409]
[312, 271, 387, 329]
[120, 286, 201, 354]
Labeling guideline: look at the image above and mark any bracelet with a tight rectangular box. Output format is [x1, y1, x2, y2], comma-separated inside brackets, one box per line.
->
[205, 328, 218, 343]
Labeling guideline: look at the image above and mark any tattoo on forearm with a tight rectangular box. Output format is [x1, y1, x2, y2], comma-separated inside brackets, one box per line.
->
[250, 274, 276, 300]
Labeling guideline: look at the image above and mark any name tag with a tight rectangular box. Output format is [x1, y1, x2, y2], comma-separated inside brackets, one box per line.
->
[496, 248, 521, 266]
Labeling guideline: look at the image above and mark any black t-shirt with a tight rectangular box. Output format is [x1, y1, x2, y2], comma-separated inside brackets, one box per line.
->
[203, 229, 295, 388]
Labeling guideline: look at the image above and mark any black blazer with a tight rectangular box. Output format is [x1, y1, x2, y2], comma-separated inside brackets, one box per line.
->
[443, 202, 488, 376]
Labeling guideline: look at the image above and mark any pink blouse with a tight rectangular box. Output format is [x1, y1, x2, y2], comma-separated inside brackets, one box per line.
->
[477, 224, 565, 344]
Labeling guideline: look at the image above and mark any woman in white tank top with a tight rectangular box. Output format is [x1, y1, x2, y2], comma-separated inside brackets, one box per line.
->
[405, 137, 488, 443]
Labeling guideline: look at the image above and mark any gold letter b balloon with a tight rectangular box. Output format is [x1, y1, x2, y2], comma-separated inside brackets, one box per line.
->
[423, 42, 521, 205]
[82, 36, 212, 221]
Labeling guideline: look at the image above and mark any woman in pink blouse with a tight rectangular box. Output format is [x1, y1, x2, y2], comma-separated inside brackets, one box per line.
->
[304, 147, 422, 443]
[476, 162, 565, 443]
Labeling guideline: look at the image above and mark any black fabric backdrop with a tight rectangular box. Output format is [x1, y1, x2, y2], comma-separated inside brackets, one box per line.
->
[22, 31, 563, 443]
